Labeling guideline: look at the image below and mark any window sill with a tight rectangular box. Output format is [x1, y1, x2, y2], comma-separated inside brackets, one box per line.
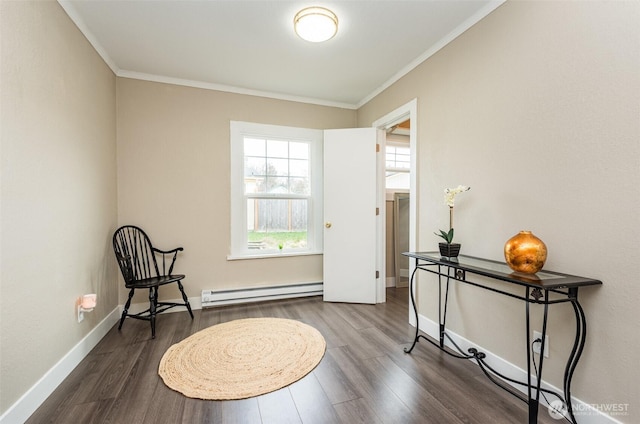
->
[227, 251, 323, 261]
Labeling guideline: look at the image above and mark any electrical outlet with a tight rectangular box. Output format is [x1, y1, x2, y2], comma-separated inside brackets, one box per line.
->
[533, 331, 549, 357]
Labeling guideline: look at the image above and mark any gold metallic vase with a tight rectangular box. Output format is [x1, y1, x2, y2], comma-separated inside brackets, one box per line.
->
[504, 231, 547, 274]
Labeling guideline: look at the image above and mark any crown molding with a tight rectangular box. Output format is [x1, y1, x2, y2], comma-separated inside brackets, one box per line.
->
[117, 70, 358, 110]
[356, 0, 506, 108]
[57, 0, 120, 75]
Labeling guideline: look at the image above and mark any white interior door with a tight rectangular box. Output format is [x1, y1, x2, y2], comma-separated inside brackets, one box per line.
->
[323, 128, 380, 304]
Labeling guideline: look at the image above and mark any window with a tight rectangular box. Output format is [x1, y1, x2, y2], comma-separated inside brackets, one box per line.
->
[230, 122, 323, 258]
[386, 142, 410, 190]
[385, 144, 410, 172]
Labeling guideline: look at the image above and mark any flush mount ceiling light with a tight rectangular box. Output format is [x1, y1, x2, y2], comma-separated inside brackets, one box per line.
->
[294, 6, 338, 43]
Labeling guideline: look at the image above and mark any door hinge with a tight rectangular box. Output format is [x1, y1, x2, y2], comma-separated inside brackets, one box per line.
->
[376, 271, 380, 279]
[376, 207, 380, 216]
[376, 143, 380, 153]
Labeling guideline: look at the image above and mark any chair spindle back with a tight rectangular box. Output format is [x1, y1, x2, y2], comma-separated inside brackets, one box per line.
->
[113, 226, 160, 284]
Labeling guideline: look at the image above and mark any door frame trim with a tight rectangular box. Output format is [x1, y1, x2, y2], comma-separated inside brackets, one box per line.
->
[372, 99, 417, 319]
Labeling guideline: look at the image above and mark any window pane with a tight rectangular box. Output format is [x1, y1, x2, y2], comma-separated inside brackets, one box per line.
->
[247, 198, 308, 250]
[245, 176, 265, 194]
[386, 144, 410, 169]
[264, 176, 288, 193]
[245, 154, 266, 193]
[289, 159, 308, 177]
[267, 140, 289, 158]
[245, 156, 265, 176]
[289, 177, 310, 195]
[244, 138, 266, 156]
[289, 142, 309, 159]
[267, 158, 289, 176]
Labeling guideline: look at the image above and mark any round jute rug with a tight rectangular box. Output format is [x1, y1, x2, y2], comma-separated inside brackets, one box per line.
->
[158, 317, 326, 400]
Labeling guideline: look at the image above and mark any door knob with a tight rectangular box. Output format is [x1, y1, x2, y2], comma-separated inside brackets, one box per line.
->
[325, 222, 332, 228]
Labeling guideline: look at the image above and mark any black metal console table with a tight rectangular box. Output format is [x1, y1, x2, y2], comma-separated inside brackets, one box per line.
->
[402, 252, 601, 424]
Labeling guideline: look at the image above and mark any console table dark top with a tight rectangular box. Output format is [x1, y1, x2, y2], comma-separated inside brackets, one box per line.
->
[402, 252, 602, 290]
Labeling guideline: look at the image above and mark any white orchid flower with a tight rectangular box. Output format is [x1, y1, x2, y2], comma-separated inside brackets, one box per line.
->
[444, 185, 470, 207]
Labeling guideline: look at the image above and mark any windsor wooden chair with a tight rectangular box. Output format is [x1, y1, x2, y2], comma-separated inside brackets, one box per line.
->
[113, 225, 193, 338]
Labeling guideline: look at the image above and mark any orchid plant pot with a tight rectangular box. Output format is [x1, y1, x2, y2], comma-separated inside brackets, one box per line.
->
[438, 242, 461, 258]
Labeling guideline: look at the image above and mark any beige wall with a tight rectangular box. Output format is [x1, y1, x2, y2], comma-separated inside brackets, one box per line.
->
[116, 78, 356, 304]
[359, 0, 640, 416]
[0, 0, 118, 414]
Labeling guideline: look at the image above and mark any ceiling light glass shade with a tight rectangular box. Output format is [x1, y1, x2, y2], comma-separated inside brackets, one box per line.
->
[294, 7, 338, 43]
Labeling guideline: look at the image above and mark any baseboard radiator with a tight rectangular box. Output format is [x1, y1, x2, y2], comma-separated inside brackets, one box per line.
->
[201, 282, 323, 308]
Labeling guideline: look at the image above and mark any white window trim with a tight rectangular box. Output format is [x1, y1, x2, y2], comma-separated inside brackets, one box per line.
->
[229, 121, 323, 260]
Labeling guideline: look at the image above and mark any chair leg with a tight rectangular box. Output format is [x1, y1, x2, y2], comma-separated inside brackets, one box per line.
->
[119, 288, 135, 330]
[153, 286, 159, 308]
[149, 288, 156, 339]
[177, 281, 194, 319]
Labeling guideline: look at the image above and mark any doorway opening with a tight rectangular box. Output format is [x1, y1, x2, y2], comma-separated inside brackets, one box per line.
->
[385, 120, 411, 289]
[372, 99, 417, 324]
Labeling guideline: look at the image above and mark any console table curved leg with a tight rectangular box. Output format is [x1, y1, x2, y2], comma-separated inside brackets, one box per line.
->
[404, 265, 421, 353]
[564, 292, 587, 424]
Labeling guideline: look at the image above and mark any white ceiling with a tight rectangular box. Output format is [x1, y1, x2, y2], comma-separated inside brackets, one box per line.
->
[59, 0, 504, 109]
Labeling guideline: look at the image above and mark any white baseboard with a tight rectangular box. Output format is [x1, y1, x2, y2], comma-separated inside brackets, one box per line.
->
[0, 308, 120, 424]
[417, 313, 626, 424]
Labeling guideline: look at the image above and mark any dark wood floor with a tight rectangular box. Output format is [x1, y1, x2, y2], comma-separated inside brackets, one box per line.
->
[27, 288, 557, 423]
